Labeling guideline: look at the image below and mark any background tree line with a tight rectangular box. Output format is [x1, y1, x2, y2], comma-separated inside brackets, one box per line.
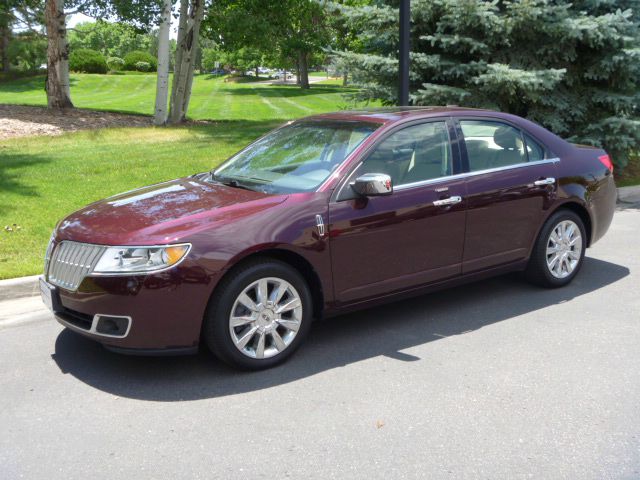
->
[0, 0, 638, 169]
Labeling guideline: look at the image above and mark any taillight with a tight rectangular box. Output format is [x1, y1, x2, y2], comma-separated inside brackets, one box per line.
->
[598, 154, 613, 173]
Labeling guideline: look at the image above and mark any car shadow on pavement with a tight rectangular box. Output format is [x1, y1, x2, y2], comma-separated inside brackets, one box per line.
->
[51, 257, 629, 401]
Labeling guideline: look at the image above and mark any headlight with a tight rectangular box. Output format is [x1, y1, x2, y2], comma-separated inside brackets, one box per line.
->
[93, 244, 191, 274]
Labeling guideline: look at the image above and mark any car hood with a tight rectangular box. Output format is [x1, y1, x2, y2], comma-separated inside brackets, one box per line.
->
[56, 177, 288, 245]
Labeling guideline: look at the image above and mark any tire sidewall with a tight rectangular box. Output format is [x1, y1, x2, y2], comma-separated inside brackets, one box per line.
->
[204, 260, 313, 370]
[534, 210, 587, 287]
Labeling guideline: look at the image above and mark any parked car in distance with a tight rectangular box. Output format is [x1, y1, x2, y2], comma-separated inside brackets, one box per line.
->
[40, 107, 617, 369]
[273, 71, 293, 80]
[209, 68, 228, 75]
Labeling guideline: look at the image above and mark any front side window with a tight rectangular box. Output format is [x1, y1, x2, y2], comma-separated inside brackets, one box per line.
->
[355, 121, 452, 187]
[213, 121, 379, 193]
[460, 120, 527, 171]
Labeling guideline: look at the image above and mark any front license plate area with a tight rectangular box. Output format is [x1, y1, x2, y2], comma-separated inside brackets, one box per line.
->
[40, 277, 62, 313]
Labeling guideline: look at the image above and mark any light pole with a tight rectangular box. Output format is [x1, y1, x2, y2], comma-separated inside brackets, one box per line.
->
[398, 0, 410, 106]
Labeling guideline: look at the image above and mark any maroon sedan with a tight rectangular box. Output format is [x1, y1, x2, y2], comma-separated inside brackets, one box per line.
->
[40, 107, 617, 369]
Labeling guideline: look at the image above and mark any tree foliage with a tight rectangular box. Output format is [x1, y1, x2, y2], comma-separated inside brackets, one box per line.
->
[68, 20, 152, 59]
[69, 47, 107, 73]
[123, 49, 157, 71]
[7, 31, 47, 72]
[335, 0, 640, 170]
[205, 0, 331, 88]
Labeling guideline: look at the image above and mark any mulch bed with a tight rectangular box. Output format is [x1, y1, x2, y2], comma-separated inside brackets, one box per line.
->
[0, 104, 153, 141]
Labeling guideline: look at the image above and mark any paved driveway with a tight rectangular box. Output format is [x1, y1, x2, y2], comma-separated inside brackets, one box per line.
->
[1, 209, 638, 479]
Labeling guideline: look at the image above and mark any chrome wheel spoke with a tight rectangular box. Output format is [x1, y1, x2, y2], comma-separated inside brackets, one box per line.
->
[256, 279, 269, 306]
[548, 253, 560, 270]
[546, 245, 561, 255]
[230, 315, 254, 328]
[271, 330, 287, 352]
[269, 282, 286, 304]
[255, 332, 266, 359]
[276, 318, 300, 332]
[236, 326, 258, 349]
[554, 257, 563, 276]
[276, 297, 301, 314]
[565, 223, 575, 240]
[238, 292, 258, 312]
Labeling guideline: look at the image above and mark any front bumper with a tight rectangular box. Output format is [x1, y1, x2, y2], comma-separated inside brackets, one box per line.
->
[42, 259, 218, 353]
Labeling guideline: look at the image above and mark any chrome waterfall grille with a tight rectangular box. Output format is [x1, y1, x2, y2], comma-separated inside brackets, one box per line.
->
[46, 241, 106, 291]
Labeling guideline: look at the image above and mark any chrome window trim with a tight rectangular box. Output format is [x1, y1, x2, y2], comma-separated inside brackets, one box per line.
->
[393, 157, 560, 192]
[332, 118, 456, 201]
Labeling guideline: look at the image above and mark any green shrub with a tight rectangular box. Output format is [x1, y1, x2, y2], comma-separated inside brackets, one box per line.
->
[69, 48, 107, 74]
[123, 51, 157, 71]
[134, 61, 151, 72]
[106, 56, 125, 72]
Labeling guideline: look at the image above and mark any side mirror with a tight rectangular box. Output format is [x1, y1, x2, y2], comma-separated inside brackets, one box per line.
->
[350, 173, 393, 197]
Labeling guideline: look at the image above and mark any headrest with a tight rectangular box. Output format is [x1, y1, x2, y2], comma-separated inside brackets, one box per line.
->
[493, 126, 519, 150]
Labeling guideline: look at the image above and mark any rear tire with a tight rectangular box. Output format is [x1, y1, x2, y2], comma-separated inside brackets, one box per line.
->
[203, 259, 313, 370]
[525, 210, 587, 288]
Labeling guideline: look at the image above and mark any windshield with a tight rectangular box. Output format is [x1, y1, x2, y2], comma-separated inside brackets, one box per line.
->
[212, 121, 379, 193]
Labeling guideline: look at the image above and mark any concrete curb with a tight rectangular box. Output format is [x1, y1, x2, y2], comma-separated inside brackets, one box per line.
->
[0, 275, 40, 302]
[618, 185, 640, 204]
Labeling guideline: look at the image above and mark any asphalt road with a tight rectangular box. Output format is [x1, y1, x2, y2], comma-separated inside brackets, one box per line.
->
[1, 209, 639, 480]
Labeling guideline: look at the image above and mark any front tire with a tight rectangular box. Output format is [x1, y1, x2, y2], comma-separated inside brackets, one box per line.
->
[203, 259, 313, 370]
[526, 210, 587, 288]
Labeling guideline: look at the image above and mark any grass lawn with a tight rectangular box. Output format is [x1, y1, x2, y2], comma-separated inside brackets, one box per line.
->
[0, 122, 281, 279]
[0, 73, 369, 121]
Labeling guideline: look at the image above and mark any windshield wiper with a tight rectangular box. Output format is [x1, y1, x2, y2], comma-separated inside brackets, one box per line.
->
[210, 172, 256, 192]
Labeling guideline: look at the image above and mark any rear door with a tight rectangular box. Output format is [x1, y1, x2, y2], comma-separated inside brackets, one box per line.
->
[455, 118, 558, 273]
[328, 119, 467, 304]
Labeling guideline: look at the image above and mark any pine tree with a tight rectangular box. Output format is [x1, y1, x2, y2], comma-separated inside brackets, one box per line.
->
[335, 0, 640, 171]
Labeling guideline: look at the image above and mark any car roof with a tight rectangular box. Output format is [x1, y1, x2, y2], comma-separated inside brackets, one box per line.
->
[306, 106, 488, 124]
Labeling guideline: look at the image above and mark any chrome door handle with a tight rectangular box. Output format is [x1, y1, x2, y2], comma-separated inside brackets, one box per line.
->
[433, 195, 462, 207]
[534, 177, 556, 186]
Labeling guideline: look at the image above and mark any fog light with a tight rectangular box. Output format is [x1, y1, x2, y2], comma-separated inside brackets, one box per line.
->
[94, 315, 130, 337]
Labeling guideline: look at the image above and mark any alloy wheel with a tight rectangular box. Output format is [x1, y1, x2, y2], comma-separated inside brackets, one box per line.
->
[546, 220, 583, 279]
[228, 277, 303, 359]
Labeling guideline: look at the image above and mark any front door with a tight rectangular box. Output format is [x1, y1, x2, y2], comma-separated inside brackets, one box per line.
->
[328, 120, 467, 304]
[456, 118, 558, 273]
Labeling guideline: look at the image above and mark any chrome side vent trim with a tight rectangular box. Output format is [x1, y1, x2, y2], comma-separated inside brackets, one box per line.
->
[315, 214, 325, 238]
[47, 241, 106, 291]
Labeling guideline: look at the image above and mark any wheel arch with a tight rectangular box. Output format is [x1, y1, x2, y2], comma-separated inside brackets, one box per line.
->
[206, 247, 325, 323]
[543, 201, 593, 247]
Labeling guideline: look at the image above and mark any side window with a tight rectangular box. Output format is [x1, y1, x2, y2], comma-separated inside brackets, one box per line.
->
[357, 121, 452, 186]
[460, 120, 527, 171]
[524, 133, 545, 161]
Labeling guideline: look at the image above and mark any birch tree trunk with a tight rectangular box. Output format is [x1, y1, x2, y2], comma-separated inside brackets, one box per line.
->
[44, 0, 73, 109]
[170, 0, 188, 115]
[153, 0, 172, 126]
[168, 0, 205, 124]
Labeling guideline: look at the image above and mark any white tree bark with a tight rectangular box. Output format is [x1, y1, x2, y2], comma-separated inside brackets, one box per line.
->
[153, 0, 172, 126]
[168, 0, 205, 124]
[171, 0, 188, 107]
[45, 0, 73, 108]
